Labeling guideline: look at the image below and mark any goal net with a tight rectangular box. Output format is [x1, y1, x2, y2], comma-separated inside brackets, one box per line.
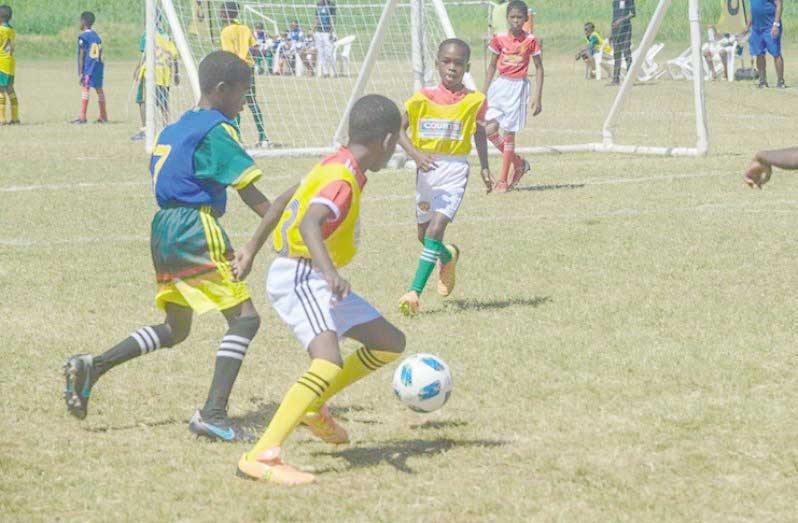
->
[145, 0, 489, 157]
[146, 0, 709, 159]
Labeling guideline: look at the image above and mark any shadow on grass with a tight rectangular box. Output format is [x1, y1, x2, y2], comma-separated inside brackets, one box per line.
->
[409, 419, 468, 430]
[233, 401, 379, 431]
[313, 438, 507, 474]
[83, 417, 181, 433]
[514, 183, 586, 192]
[426, 296, 551, 315]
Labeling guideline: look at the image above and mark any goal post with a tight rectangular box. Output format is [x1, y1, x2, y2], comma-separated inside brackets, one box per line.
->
[146, 0, 709, 159]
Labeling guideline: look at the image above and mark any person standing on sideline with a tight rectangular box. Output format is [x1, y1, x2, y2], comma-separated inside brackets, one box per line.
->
[610, 0, 635, 86]
[314, 0, 336, 78]
[749, 0, 785, 88]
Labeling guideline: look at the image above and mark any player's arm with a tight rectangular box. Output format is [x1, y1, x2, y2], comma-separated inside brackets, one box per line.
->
[232, 184, 298, 280]
[397, 111, 437, 172]
[745, 147, 798, 189]
[531, 54, 544, 116]
[238, 183, 271, 217]
[78, 46, 85, 82]
[474, 123, 493, 193]
[300, 204, 350, 298]
[772, 0, 783, 38]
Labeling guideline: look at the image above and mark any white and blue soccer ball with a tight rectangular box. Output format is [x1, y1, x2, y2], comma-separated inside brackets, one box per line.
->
[392, 353, 453, 412]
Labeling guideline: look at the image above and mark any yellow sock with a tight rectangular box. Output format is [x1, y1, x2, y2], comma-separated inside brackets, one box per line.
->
[309, 348, 400, 412]
[9, 92, 18, 121]
[245, 358, 341, 461]
[0, 93, 6, 123]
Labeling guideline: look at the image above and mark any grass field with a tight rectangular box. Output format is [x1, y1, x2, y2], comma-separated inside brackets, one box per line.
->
[3, 50, 798, 521]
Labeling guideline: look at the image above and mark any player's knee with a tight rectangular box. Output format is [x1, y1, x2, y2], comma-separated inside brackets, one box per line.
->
[233, 313, 261, 338]
[169, 323, 191, 346]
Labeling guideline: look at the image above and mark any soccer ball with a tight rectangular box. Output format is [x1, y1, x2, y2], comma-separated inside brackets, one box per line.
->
[392, 353, 453, 412]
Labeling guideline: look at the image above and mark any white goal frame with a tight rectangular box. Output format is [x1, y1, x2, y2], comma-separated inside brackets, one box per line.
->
[147, 0, 708, 158]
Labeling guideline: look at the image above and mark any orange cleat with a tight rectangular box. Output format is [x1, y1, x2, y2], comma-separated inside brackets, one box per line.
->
[301, 404, 349, 444]
[509, 159, 530, 190]
[437, 244, 459, 297]
[399, 291, 421, 317]
[237, 447, 316, 486]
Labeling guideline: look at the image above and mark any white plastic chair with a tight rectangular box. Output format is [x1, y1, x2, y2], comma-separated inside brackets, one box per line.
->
[621, 42, 666, 82]
[334, 35, 356, 77]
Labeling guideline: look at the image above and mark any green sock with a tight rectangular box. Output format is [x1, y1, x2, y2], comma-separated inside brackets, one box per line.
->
[250, 103, 268, 142]
[439, 244, 453, 265]
[410, 237, 445, 293]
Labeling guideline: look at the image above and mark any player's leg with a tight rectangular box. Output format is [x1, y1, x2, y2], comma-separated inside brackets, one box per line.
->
[309, 316, 405, 413]
[188, 299, 261, 442]
[63, 303, 192, 420]
[496, 130, 517, 191]
[0, 84, 7, 124]
[401, 212, 451, 315]
[7, 80, 18, 124]
[245, 69, 268, 145]
[719, 48, 729, 81]
[95, 86, 108, 123]
[769, 31, 785, 87]
[239, 332, 342, 485]
[704, 48, 717, 80]
[76, 76, 90, 123]
[622, 38, 633, 73]
[756, 54, 768, 87]
[132, 81, 146, 140]
[612, 38, 622, 84]
[750, 31, 768, 88]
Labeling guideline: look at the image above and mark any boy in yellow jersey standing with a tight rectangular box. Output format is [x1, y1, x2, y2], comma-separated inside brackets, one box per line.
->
[63, 51, 294, 442]
[219, 1, 269, 146]
[132, 26, 180, 141]
[398, 39, 492, 316]
[232, 95, 406, 485]
[0, 5, 19, 125]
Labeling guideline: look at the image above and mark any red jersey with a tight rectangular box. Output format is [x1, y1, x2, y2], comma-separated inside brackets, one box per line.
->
[488, 30, 541, 79]
[419, 83, 488, 124]
[309, 147, 367, 239]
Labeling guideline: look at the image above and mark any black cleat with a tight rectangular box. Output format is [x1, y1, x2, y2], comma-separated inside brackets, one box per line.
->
[188, 409, 256, 443]
[63, 354, 95, 420]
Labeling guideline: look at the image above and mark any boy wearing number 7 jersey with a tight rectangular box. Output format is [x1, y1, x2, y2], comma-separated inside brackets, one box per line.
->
[62, 51, 294, 443]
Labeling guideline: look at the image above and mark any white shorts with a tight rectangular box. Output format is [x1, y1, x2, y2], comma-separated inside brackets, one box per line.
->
[485, 76, 531, 133]
[416, 156, 469, 224]
[267, 257, 381, 350]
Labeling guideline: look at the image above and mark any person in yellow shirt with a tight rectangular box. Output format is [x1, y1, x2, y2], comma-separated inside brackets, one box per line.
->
[0, 5, 19, 125]
[132, 28, 180, 141]
[231, 95, 405, 486]
[397, 39, 493, 316]
[219, 2, 269, 146]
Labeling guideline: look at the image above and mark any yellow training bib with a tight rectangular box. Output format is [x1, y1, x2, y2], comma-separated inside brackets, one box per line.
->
[406, 90, 485, 156]
[274, 161, 361, 268]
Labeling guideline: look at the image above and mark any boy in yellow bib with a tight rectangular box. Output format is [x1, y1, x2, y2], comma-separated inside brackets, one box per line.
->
[232, 95, 406, 485]
[0, 5, 19, 125]
[398, 39, 492, 316]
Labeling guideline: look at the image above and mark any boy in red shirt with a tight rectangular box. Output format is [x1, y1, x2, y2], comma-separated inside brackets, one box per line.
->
[484, 0, 544, 192]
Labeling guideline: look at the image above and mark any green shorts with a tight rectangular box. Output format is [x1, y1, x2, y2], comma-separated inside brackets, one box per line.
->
[136, 81, 170, 111]
[0, 71, 14, 88]
[246, 68, 257, 102]
[151, 206, 250, 313]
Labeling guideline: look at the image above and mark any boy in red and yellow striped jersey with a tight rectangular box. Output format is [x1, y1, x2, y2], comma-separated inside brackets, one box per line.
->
[398, 38, 493, 316]
[232, 95, 406, 485]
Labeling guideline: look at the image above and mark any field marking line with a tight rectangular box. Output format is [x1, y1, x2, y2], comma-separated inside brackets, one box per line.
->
[4, 200, 798, 248]
[0, 175, 294, 193]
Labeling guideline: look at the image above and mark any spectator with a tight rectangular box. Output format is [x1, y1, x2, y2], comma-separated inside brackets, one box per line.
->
[610, 0, 635, 86]
[252, 22, 271, 75]
[702, 25, 742, 81]
[748, 0, 785, 88]
[576, 22, 612, 79]
[314, 0, 336, 78]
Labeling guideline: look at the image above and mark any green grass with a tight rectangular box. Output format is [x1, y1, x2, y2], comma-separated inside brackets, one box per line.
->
[3, 54, 798, 521]
[11, 0, 798, 59]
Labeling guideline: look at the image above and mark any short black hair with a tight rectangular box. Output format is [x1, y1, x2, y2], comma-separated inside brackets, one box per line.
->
[585, 22, 594, 28]
[348, 94, 401, 146]
[0, 5, 12, 22]
[221, 1, 239, 19]
[506, 0, 528, 18]
[81, 11, 96, 27]
[438, 38, 471, 62]
[198, 51, 251, 93]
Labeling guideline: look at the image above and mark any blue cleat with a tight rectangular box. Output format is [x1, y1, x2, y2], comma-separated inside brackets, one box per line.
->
[188, 410, 255, 443]
[63, 354, 95, 420]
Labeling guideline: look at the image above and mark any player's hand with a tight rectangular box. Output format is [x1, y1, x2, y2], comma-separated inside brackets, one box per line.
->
[612, 19, 621, 29]
[531, 99, 542, 116]
[480, 168, 495, 194]
[771, 25, 780, 39]
[232, 246, 256, 281]
[325, 270, 351, 300]
[744, 159, 772, 189]
[413, 151, 438, 172]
